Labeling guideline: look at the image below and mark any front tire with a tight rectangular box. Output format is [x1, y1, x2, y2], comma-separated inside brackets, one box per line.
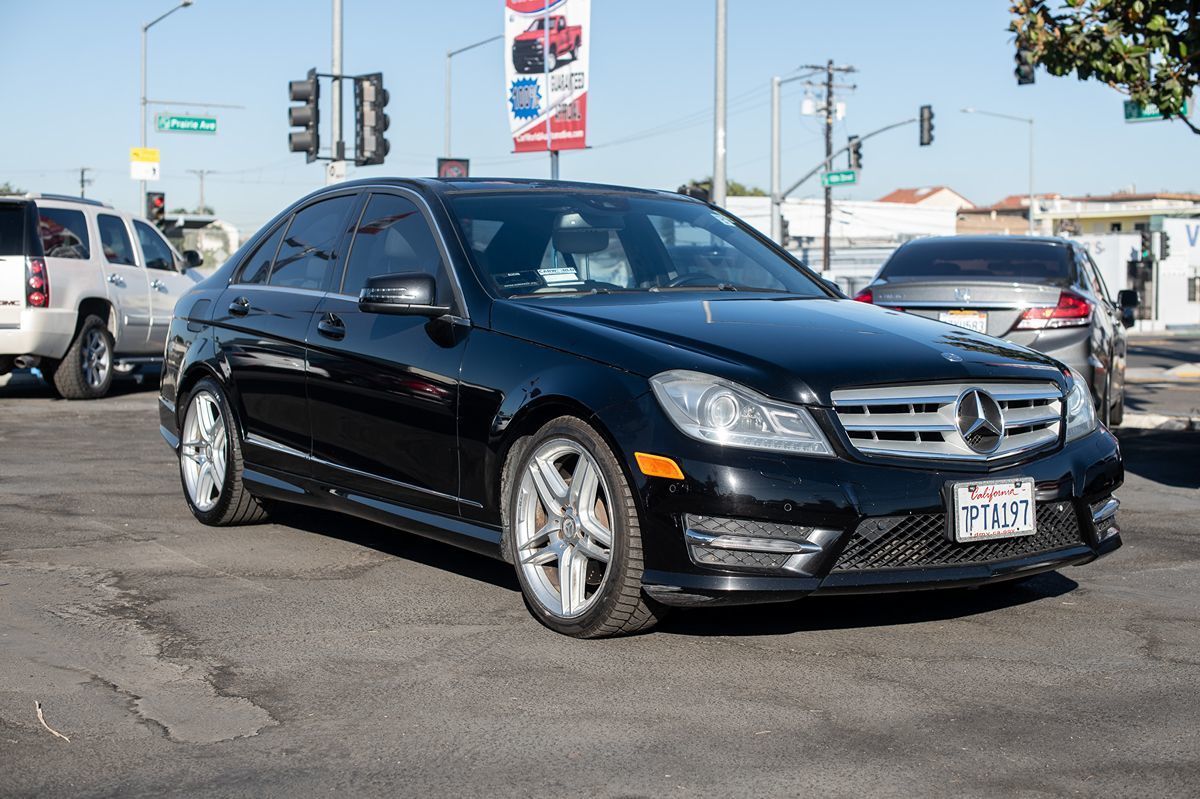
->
[178, 377, 269, 526]
[49, 315, 113, 399]
[502, 417, 665, 638]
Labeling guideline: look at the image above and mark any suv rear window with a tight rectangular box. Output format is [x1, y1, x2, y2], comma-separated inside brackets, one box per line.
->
[39, 208, 91, 259]
[0, 203, 27, 256]
[879, 240, 1074, 284]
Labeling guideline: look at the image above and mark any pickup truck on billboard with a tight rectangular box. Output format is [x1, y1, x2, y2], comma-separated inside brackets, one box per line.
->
[511, 15, 582, 73]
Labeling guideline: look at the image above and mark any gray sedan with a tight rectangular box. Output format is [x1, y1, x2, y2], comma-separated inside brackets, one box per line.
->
[854, 236, 1139, 425]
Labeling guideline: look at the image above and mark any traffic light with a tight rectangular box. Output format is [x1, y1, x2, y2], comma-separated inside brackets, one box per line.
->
[848, 135, 862, 170]
[919, 105, 934, 146]
[1015, 43, 1036, 85]
[1160, 230, 1172, 259]
[145, 191, 165, 228]
[354, 72, 390, 167]
[288, 69, 320, 163]
[1139, 229, 1153, 261]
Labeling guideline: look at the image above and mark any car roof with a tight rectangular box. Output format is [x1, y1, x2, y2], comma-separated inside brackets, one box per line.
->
[314, 176, 690, 201]
[900, 234, 1074, 249]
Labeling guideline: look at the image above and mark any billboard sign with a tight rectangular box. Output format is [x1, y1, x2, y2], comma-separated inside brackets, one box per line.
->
[505, 0, 589, 153]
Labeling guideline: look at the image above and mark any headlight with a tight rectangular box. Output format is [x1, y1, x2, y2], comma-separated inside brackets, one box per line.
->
[650, 370, 833, 456]
[1065, 369, 1097, 441]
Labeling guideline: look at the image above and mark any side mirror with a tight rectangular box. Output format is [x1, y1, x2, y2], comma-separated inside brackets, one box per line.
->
[182, 250, 204, 272]
[359, 272, 451, 317]
[821, 277, 846, 297]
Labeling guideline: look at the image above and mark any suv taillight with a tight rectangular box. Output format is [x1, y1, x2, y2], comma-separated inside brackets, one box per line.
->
[1014, 291, 1091, 330]
[26, 257, 49, 307]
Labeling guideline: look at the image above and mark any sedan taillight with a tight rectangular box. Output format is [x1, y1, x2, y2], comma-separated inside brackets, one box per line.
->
[1014, 291, 1091, 330]
[853, 288, 873, 303]
[26, 257, 49, 307]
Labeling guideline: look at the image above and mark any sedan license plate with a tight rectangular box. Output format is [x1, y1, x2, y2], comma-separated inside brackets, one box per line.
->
[940, 310, 988, 333]
[950, 478, 1036, 542]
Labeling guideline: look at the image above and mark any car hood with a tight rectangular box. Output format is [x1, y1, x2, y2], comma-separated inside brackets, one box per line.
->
[491, 293, 1068, 406]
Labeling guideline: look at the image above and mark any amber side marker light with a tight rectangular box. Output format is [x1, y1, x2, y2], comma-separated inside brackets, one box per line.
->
[635, 452, 685, 480]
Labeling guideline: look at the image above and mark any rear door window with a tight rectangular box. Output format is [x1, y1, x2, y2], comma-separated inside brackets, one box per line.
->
[97, 214, 137, 266]
[0, 203, 27, 256]
[269, 195, 356, 291]
[133, 220, 176, 271]
[39, 208, 91, 259]
[238, 223, 285, 285]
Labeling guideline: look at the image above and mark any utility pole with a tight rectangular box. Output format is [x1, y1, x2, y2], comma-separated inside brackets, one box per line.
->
[328, 0, 345, 184]
[712, 0, 727, 206]
[800, 60, 856, 272]
[186, 169, 214, 212]
[78, 167, 92, 198]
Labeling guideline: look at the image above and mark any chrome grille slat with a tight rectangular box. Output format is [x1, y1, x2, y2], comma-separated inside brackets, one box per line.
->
[831, 381, 1063, 462]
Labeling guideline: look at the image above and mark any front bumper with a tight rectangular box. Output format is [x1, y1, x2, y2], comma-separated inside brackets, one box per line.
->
[597, 394, 1124, 607]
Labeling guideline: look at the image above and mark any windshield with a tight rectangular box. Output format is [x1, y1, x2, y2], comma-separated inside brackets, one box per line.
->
[879, 240, 1074, 284]
[447, 191, 827, 299]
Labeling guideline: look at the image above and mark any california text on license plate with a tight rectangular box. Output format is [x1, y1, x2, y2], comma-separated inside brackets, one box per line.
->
[940, 310, 988, 333]
[950, 478, 1036, 542]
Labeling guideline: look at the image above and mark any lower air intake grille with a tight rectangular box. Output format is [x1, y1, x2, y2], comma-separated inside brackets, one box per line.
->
[832, 501, 1084, 572]
[691, 546, 791, 570]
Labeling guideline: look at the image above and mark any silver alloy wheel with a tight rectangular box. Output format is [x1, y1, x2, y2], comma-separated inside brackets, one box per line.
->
[81, 328, 110, 389]
[180, 391, 228, 512]
[516, 438, 614, 619]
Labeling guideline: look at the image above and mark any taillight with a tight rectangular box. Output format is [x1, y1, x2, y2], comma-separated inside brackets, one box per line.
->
[26, 257, 49, 308]
[853, 288, 873, 303]
[1014, 291, 1091, 330]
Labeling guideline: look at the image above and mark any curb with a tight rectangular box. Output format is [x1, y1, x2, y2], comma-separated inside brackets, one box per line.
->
[1118, 411, 1200, 432]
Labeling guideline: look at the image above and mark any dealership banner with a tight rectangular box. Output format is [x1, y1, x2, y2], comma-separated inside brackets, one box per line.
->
[505, 0, 589, 153]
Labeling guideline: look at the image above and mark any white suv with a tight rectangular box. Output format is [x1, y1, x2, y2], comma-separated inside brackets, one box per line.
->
[1, 193, 203, 398]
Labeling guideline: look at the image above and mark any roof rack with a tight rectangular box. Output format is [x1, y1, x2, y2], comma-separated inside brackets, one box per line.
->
[23, 193, 112, 208]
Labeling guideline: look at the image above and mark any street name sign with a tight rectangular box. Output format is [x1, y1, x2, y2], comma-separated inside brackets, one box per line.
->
[156, 114, 217, 134]
[821, 169, 858, 187]
[130, 147, 160, 181]
[1123, 99, 1189, 123]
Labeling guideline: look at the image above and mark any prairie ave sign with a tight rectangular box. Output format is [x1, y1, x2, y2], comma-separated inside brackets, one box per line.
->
[821, 169, 858, 187]
[156, 113, 217, 134]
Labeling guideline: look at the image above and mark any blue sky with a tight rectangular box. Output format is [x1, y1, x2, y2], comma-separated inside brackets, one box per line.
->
[1, 1, 1195, 235]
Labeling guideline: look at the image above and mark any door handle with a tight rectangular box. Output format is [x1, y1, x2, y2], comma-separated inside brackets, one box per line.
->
[228, 296, 250, 317]
[107, 273, 124, 285]
[151, 279, 166, 290]
[317, 313, 345, 340]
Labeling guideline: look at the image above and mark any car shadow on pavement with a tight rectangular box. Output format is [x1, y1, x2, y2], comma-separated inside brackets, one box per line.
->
[660, 571, 1080, 637]
[1127, 341, 1200, 370]
[0, 369, 161, 400]
[266, 503, 522, 593]
[1115, 428, 1200, 490]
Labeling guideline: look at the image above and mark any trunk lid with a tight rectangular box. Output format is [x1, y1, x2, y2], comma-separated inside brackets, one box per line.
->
[869, 279, 1062, 339]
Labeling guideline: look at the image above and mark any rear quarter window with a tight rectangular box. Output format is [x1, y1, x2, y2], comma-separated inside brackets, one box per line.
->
[39, 208, 91, 259]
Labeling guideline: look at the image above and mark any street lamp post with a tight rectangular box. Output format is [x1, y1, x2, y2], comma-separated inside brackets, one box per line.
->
[140, 0, 193, 208]
[961, 107, 1035, 234]
[444, 34, 503, 158]
[769, 69, 820, 243]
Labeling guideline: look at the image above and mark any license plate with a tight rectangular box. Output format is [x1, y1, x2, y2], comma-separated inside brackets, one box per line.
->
[940, 310, 988, 333]
[949, 478, 1036, 542]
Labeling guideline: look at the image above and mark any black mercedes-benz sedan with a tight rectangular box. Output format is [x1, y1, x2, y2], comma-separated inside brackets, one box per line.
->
[158, 178, 1123, 637]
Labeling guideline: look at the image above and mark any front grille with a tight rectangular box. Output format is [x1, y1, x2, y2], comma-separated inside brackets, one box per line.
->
[831, 381, 1062, 462]
[832, 501, 1084, 572]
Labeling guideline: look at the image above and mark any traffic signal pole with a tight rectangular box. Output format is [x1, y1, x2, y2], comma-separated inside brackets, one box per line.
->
[769, 69, 821, 244]
[328, 0, 345, 184]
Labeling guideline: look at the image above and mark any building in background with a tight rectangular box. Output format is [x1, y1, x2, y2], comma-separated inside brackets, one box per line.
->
[957, 193, 1062, 235]
[1039, 191, 1200, 236]
[876, 186, 974, 210]
[161, 214, 239, 275]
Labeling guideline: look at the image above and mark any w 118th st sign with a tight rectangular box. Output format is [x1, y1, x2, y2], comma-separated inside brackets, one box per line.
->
[821, 169, 858, 187]
[156, 114, 217, 134]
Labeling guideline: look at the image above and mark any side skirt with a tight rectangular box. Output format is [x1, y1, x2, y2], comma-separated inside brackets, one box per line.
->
[242, 466, 503, 560]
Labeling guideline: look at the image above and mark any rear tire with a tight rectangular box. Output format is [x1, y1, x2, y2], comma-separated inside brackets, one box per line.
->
[502, 416, 665, 638]
[177, 377, 269, 526]
[1110, 388, 1125, 427]
[49, 315, 113, 399]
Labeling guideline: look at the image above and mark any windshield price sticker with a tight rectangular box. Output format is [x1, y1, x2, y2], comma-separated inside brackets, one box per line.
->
[951, 478, 1036, 542]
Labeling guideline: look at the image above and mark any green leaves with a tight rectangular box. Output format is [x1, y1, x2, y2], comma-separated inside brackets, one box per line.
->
[1009, 0, 1199, 134]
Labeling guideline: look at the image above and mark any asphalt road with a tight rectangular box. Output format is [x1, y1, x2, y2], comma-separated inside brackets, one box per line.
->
[1126, 334, 1200, 419]
[1, 381, 1197, 798]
